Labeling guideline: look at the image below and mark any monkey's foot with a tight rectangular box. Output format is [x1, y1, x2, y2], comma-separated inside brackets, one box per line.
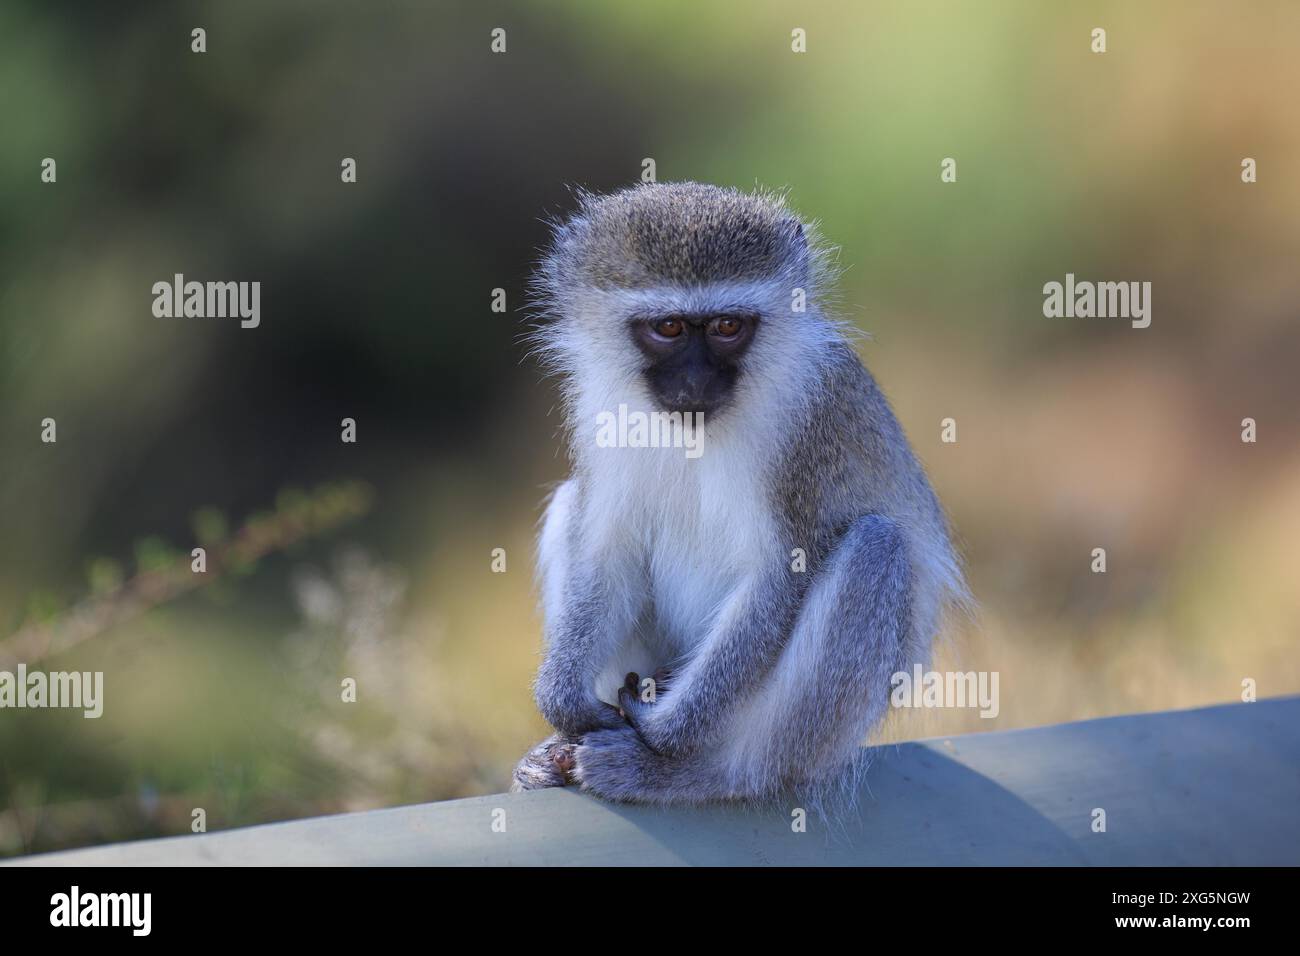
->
[572, 724, 660, 802]
[510, 734, 578, 792]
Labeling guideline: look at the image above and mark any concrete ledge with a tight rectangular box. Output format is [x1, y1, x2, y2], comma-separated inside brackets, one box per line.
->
[10, 697, 1299, 866]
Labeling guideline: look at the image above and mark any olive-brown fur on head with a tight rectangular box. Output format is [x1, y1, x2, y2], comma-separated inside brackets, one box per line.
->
[539, 182, 812, 292]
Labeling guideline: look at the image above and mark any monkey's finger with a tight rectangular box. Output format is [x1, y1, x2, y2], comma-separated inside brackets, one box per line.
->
[623, 671, 641, 692]
[617, 685, 645, 722]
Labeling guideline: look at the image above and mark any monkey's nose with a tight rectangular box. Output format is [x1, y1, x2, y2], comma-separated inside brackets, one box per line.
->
[669, 389, 714, 415]
[675, 372, 713, 404]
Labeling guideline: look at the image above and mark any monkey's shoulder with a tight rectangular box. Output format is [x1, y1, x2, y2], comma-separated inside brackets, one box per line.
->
[770, 343, 940, 539]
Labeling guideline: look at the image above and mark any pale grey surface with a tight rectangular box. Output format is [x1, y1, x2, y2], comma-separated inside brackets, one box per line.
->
[10, 697, 1299, 866]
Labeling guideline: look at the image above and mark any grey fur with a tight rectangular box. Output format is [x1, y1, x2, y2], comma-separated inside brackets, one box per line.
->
[510, 733, 578, 792]
[540, 182, 812, 290]
[515, 182, 967, 809]
[573, 515, 913, 806]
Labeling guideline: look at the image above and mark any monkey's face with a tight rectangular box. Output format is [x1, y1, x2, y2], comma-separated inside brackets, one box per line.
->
[630, 311, 758, 416]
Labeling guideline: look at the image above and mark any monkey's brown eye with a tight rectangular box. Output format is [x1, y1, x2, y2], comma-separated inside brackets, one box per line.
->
[654, 318, 684, 338]
[711, 316, 742, 337]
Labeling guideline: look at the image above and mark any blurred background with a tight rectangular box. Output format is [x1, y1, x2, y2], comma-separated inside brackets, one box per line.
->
[2, 0, 1298, 856]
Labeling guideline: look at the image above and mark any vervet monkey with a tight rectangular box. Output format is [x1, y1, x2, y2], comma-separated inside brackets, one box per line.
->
[513, 182, 966, 806]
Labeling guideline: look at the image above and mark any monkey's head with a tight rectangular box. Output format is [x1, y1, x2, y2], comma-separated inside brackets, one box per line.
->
[531, 182, 838, 424]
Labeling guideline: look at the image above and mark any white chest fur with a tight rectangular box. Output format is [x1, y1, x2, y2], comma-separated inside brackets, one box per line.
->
[583, 421, 777, 664]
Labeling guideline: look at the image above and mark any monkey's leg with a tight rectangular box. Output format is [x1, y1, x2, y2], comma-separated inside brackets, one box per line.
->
[742, 514, 916, 793]
[575, 514, 916, 804]
[510, 733, 580, 792]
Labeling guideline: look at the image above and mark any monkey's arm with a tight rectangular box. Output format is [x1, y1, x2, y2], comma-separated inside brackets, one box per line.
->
[618, 566, 800, 756]
[533, 480, 638, 735]
[534, 574, 633, 735]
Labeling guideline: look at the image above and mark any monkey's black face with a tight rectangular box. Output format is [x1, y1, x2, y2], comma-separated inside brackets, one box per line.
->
[630, 312, 758, 416]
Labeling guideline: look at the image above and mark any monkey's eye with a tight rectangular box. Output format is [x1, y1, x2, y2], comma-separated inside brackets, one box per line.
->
[653, 318, 684, 338]
[710, 316, 743, 338]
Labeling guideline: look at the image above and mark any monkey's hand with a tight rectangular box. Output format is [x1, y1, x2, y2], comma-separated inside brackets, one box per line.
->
[510, 734, 579, 792]
[616, 668, 676, 753]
